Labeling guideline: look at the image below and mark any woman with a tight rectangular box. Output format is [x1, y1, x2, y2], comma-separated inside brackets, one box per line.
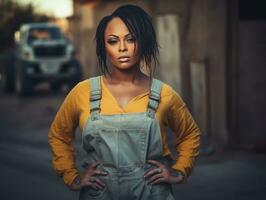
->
[48, 4, 200, 200]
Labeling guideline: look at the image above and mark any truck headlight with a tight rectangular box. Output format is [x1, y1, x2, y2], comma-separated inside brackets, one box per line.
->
[67, 45, 76, 57]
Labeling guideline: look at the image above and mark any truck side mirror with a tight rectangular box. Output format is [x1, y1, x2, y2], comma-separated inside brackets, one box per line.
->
[14, 31, 20, 44]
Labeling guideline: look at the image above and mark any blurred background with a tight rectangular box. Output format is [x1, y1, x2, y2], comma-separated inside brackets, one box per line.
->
[0, 0, 265, 199]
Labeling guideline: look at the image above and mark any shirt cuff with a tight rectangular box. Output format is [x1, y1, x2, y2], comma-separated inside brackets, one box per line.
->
[171, 164, 188, 182]
[63, 168, 80, 187]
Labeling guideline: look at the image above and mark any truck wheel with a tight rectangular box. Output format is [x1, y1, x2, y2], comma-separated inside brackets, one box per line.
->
[1, 53, 15, 92]
[15, 62, 32, 96]
[1, 64, 15, 92]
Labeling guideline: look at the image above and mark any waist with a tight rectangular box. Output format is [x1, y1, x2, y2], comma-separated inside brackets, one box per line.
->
[95, 158, 170, 178]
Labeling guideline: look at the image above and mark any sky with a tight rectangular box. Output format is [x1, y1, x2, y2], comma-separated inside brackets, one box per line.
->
[16, 0, 73, 18]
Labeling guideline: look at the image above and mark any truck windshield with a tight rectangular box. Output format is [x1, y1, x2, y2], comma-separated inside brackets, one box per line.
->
[27, 27, 63, 44]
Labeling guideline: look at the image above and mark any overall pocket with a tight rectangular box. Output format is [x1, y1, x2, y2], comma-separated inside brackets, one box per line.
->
[148, 182, 175, 200]
[79, 185, 107, 200]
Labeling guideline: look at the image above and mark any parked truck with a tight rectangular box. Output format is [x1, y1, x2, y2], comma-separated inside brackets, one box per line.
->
[1, 23, 82, 96]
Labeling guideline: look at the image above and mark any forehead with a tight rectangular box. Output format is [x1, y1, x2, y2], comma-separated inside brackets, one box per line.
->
[105, 17, 130, 37]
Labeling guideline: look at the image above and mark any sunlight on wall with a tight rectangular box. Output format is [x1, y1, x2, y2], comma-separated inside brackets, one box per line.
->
[16, 0, 73, 18]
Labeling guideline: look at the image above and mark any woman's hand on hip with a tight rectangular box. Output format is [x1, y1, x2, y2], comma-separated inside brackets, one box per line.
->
[70, 161, 108, 191]
[144, 160, 184, 185]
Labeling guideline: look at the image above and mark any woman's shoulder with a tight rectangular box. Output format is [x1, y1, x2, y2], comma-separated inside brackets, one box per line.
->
[155, 79, 185, 106]
[70, 76, 104, 95]
[64, 79, 90, 103]
[156, 79, 178, 97]
[71, 79, 90, 93]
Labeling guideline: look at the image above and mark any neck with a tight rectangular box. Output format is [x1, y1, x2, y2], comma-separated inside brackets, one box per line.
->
[105, 65, 145, 84]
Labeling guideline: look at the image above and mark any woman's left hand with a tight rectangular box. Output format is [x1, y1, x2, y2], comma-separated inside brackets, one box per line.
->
[144, 160, 184, 185]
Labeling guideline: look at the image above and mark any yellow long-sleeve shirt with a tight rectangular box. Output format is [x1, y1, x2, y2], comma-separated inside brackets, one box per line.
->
[48, 77, 200, 186]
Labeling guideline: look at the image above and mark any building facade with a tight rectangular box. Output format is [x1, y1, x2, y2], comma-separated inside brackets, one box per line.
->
[68, 0, 266, 153]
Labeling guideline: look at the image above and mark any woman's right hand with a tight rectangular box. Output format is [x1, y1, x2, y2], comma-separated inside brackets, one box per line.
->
[70, 161, 108, 191]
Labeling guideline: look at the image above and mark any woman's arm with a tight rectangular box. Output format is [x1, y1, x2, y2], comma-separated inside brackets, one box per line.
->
[48, 85, 80, 187]
[167, 91, 201, 182]
[144, 87, 200, 185]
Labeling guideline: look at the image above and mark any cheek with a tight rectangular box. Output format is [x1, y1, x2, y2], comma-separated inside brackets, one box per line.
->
[105, 46, 117, 61]
[132, 45, 140, 60]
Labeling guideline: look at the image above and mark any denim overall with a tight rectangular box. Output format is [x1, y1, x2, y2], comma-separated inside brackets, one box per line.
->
[80, 76, 175, 200]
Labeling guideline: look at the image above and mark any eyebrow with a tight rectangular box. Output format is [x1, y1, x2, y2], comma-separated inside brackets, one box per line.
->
[107, 33, 132, 38]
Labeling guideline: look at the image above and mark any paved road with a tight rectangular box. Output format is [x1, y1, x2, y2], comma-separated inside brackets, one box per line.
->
[0, 85, 265, 200]
[0, 86, 80, 200]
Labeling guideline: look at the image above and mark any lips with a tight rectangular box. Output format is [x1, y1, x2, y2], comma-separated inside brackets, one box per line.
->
[118, 56, 130, 62]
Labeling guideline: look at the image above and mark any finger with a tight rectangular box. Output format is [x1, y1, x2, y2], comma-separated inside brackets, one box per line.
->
[84, 179, 100, 190]
[147, 173, 163, 184]
[144, 168, 160, 178]
[89, 161, 101, 170]
[150, 177, 165, 185]
[83, 181, 93, 188]
[147, 160, 164, 168]
[93, 177, 106, 188]
[90, 183, 98, 190]
[84, 169, 95, 176]
[83, 174, 96, 182]
[87, 177, 105, 190]
[93, 181, 105, 190]
[92, 170, 108, 176]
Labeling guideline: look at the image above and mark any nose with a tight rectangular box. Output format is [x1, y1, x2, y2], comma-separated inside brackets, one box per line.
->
[119, 40, 127, 52]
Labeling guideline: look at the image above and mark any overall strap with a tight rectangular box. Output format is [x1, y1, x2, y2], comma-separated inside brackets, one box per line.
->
[89, 76, 101, 120]
[147, 78, 163, 118]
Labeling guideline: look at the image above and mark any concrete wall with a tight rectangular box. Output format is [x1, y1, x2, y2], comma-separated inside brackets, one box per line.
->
[237, 21, 266, 144]
[152, 0, 228, 149]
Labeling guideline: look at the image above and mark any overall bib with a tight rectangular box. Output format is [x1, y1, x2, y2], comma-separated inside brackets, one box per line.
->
[80, 76, 175, 200]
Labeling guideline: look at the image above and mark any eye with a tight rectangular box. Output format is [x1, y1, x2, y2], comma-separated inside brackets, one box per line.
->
[127, 37, 136, 43]
[107, 39, 117, 45]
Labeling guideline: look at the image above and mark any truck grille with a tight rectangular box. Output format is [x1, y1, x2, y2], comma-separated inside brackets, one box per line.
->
[34, 45, 66, 57]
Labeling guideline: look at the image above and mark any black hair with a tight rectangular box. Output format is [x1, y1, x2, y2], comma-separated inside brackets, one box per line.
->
[95, 4, 159, 77]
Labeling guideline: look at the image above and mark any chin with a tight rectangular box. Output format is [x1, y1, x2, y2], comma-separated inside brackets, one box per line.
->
[114, 62, 137, 70]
